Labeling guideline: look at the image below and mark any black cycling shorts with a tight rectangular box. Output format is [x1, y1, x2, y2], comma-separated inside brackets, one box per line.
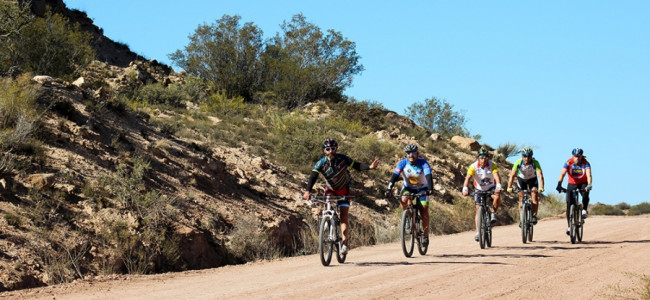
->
[517, 177, 539, 190]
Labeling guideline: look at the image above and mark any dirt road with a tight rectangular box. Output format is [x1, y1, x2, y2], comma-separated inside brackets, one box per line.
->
[3, 215, 649, 299]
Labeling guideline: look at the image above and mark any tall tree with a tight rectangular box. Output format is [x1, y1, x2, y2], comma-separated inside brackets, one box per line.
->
[405, 97, 469, 137]
[264, 14, 363, 108]
[169, 15, 264, 100]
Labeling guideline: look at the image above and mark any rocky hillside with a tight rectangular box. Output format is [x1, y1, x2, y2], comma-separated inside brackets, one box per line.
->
[0, 1, 518, 292]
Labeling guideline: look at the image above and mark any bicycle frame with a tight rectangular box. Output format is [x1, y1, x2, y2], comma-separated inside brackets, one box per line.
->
[515, 189, 535, 243]
[310, 195, 351, 266]
[472, 190, 494, 249]
[560, 187, 584, 244]
[392, 192, 428, 257]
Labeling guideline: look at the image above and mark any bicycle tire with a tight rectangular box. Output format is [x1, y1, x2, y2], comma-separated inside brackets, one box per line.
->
[486, 208, 492, 248]
[569, 204, 577, 244]
[527, 207, 534, 242]
[478, 206, 486, 249]
[335, 219, 346, 263]
[520, 203, 528, 244]
[577, 205, 584, 242]
[401, 209, 415, 257]
[416, 212, 428, 255]
[319, 216, 334, 266]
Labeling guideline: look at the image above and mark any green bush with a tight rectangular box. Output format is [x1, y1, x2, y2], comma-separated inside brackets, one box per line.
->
[629, 202, 650, 216]
[228, 214, 281, 262]
[615, 202, 631, 210]
[4, 213, 22, 227]
[134, 83, 186, 108]
[590, 204, 624, 216]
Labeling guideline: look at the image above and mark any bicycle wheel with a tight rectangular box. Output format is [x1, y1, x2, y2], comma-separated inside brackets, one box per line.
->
[478, 206, 486, 249]
[569, 204, 577, 244]
[577, 205, 584, 242]
[319, 216, 334, 266]
[416, 212, 428, 255]
[527, 207, 534, 242]
[401, 209, 415, 257]
[335, 219, 347, 263]
[520, 204, 528, 244]
[485, 209, 492, 248]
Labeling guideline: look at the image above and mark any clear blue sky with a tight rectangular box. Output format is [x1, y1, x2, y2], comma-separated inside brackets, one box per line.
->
[64, 0, 649, 205]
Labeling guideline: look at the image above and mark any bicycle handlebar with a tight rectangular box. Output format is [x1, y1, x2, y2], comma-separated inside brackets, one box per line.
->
[309, 195, 355, 203]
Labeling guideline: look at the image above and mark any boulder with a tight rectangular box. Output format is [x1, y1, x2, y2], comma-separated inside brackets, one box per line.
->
[451, 136, 480, 151]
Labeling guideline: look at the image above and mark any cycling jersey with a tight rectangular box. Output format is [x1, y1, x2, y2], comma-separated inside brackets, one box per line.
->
[512, 158, 542, 180]
[312, 154, 359, 190]
[392, 158, 432, 190]
[563, 158, 590, 185]
[467, 160, 499, 191]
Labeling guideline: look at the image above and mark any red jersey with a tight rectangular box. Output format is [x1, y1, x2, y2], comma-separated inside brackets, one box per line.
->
[563, 158, 591, 184]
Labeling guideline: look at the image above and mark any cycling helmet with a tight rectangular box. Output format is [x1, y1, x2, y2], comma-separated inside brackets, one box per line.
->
[477, 147, 489, 157]
[521, 147, 533, 157]
[322, 139, 338, 149]
[572, 147, 583, 156]
[404, 144, 418, 153]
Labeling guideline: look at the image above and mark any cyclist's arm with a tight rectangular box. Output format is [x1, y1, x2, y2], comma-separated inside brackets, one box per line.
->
[351, 161, 370, 171]
[305, 171, 319, 192]
[586, 168, 592, 185]
[387, 172, 400, 190]
[507, 168, 517, 189]
[557, 168, 567, 183]
[537, 169, 545, 190]
[426, 173, 434, 191]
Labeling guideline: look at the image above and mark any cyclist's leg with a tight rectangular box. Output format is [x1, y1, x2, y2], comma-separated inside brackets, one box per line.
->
[417, 190, 430, 237]
[579, 183, 590, 209]
[529, 178, 540, 216]
[399, 187, 411, 210]
[516, 177, 525, 214]
[473, 191, 480, 232]
[339, 206, 349, 246]
[566, 184, 577, 226]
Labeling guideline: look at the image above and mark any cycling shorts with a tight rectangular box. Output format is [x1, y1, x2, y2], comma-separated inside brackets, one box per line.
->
[516, 177, 539, 191]
[324, 187, 350, 208]
[400, 187, 429, 206]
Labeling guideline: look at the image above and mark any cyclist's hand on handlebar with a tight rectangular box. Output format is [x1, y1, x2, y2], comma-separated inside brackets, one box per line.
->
[506, 187, 513, 193]
[556, 182, 563, 193]
[585, 184, 592, 191]
[384, 190, 393, 198]
[425, 189, 433, 196]
[539, 188, 544, 193]
[462, 186, 469, 196]
[302, 191, 310, 200]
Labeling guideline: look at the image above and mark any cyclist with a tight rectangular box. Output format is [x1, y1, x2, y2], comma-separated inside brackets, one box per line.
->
[506, 147, 545, 225]
[556, 147, 592, 235]
[462, 147, 503, 242]
[384, 144, 435, 247]
[303, 138, 380, 255]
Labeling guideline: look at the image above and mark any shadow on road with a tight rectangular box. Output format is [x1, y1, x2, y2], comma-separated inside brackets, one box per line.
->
[352, 260, 509, 267]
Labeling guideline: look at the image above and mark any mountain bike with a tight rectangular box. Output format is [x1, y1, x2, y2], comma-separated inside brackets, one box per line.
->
[391, 192, 428, 257]
[559, 187, 584, 244]
[514, 188, 534, 244]
[310, 195, 352, 266]
[472, 190, 495, 249]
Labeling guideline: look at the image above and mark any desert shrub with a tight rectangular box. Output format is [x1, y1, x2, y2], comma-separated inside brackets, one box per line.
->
[430, 196, 476, 234]
[201, 90, 248, 116]
[590, 204, 624, 216]
[615, 202, 631, 210]
[331, 99, 388, 131]
[4, 213, 22, 227]
[405, 96, 468, 137]
[537, 193, 566, 219]
[497, 142, 520, 158]
[629, 202, 650, 216]
[346, 135, 396, 166]
[134, 83, 186, 108]
[228, 214, 281, 262]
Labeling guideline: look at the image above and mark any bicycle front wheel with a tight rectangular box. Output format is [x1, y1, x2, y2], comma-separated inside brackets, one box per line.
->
[401, 209, 415, 257]
[569, 204, 577, 244]
[486, 209, 493, 248]
[319, 216, 334, 266]
[577, 206, 584, 242]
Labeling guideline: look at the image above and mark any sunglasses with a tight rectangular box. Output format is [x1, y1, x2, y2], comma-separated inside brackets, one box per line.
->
[478, 155, 488, 159]
[406, 151, 417, 155]
[324, 147, 336, 152]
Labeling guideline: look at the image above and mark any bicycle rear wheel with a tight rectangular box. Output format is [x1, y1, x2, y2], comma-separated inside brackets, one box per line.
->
[569, 204, 577, 244]
[401, 209, 415, 257]
[478, 206, 486, 249]
[335, 220, 346, 263]
[416, 213, 428, 255]
[520, 204, 528, 244]
[319, 216, 334, 266]
[527, 207, 534, 242]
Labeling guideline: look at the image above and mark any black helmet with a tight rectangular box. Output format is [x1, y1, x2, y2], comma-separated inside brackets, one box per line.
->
[572, 147, 583, 156]
[477, 147, 489, 157]
[404, 144, 418, 153]
[322, 139, 338, 149]
[521, 147, 533, 157]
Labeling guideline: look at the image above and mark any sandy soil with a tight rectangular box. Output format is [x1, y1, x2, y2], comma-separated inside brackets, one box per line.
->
[2, 215, 649, 300]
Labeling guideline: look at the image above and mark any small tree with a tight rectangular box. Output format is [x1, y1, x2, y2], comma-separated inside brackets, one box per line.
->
[405, 97, 468, 137]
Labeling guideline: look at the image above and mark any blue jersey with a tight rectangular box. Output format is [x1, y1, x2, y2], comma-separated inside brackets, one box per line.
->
[392, 158, 432, 189]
